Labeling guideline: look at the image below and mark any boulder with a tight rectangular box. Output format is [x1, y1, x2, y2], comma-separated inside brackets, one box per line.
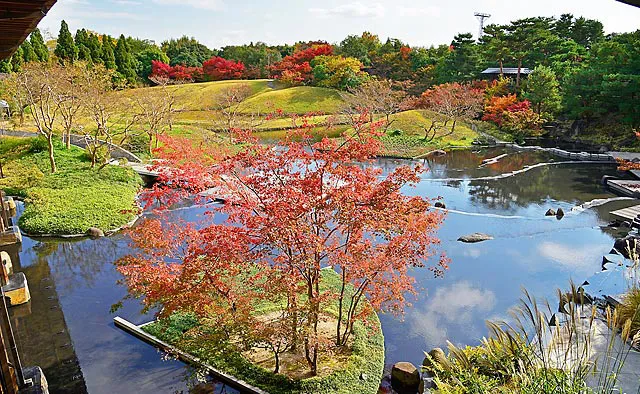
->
[556, 208, 565, 219]
[431, 149, 447, 156]
[614, 235, 640, 258]
[86, 227, 104, 238]
[457, 233, 493, 243]
[434, 202, 446, 209]
[391, 362, 421, 393]
[423, 348, 447, 372]
[545, 209, 556, 217]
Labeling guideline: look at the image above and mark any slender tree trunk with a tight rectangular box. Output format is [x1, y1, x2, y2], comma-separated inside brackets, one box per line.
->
[499, 60, 504, 77]
[274, 351, 280, 374]
[65, 130, 71, 149]
[46, 135, 56, 173]
[148, 133, 154, 156]
[336, 268, 347, 346]
[516, 59, 522, 89]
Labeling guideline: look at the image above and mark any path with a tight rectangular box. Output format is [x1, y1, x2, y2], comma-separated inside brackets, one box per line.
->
[0, 129, 143, 163]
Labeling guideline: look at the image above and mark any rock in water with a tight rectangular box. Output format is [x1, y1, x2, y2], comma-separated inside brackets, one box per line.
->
[435, 202, 446, 209]
[86, 227, 105, 238]
[457, 233, 493, 243]
[391, 362, 421, 393]
[545, 209, 556, 216]
[556, 208, 565, 219]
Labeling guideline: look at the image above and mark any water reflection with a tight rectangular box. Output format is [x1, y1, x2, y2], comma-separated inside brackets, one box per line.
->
[1, 148, 634, 392]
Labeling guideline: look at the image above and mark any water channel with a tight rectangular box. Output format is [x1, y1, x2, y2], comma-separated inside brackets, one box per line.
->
[7, 147, 636, 393]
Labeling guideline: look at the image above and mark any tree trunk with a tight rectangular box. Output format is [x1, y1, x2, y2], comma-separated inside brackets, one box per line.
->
[516, 59, 522, 89]
[336, 269, 346, 346]
[499, 60, 504, 77]
[65, 130, 71, 149]
[46, 135, 57, 174]
[274, 352, 280, 374]
[148, 133, 154, 156]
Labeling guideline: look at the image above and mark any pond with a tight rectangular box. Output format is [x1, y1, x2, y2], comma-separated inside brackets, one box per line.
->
[6, 147, 635, 393]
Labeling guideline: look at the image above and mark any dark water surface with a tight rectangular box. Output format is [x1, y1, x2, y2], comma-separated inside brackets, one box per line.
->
[7, 148, 634, 393]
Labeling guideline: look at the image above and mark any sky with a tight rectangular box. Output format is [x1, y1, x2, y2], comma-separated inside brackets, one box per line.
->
[37, 0, 640, 49]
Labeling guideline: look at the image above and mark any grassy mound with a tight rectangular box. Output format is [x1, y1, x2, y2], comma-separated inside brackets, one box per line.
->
[240, 85, 344, 115]
[0, 136, 141, 235]
[379, 110, 478, 157]
[143, 269, 385, 394]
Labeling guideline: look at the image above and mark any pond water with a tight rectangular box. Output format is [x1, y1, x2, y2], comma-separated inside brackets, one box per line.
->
[6, 147, 635, 393]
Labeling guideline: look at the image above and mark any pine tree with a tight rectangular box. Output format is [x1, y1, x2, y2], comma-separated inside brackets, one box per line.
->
[21, 41, 36, 63]
[114, 34, 136, 83]
[30, 28, 49, 62]
[11, 47, 24, 72]
[102, 35, 116, 69]
[54, 20, 78, 63]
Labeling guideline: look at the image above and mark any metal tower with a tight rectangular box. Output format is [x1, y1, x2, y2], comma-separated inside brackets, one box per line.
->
[474, 12, 491, 40]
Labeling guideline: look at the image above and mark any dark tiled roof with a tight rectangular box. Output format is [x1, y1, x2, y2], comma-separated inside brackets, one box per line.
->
[617, 0, 640, 7]
[0, 0, 57, 60]
[481, 67, 533, 75]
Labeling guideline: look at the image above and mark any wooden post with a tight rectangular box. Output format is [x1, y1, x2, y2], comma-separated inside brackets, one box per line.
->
[0, 298, 18, 394]
[0, 191, 8, 233]
[0, 290, 24, 390]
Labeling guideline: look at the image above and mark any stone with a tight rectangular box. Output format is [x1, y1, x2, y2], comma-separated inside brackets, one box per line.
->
[423, 347, 447, 372]
[545, 209, 556, 216]
[614, 235, 640, 258]
[0, 226, 21, 247]
[391, 362, 421, 393]
[2, 272, 30, 306]
[86, 227, 104, 238]
[430, 149, 447, 156]
[434, 202, 446, 209]
[0, 251, 13, 278]
[20, 366, 49, 394]
[622, 221, 632, 228]
[556, 208, 565, 219]
[457, 233, 493, 243]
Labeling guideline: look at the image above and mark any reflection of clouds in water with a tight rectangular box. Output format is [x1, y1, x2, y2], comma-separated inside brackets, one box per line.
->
[537, 241, 606, 274]
[462, 247, 483, 259]
[408, 281, 496, 348]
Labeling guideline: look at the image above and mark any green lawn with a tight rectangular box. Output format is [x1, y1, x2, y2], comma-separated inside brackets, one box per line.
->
[240, 85, 344, 115]
[0, 136, 141, 235]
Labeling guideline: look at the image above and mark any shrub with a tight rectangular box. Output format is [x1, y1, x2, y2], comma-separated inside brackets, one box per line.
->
[617, 287, 640, 336]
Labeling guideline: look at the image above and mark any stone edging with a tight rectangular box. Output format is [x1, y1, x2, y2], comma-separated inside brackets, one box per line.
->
[114, 316, 269, 394]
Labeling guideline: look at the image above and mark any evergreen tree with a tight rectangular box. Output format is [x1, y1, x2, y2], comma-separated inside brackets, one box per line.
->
[75, 28, 92, 62]
[30, 28, 49, 62]
[102, 35, 116, 69]
[114, 34, 136, 83]
[88, 34, 103, 64]
[54, 20, 78, 63]
[523, 65, 562, 116]
[0, 58, 12, 73]
[11, 47, 24, 72]
[20, 41, 37, 63]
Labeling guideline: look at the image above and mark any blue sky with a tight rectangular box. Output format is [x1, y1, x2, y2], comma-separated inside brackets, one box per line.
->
[38, 0, 640, 49]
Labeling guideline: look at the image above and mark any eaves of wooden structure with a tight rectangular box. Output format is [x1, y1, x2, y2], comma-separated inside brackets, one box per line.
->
[0, 0, 57, 60]
[617, 0, 640, 7]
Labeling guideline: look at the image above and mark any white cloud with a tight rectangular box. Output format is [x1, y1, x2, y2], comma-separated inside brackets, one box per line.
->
[408, 281, 496, 347]
[310, 2, 385, 18]
[112, 0, 142, 5]
[153, 0, 224, 10]
[397, 6, 441, 17]
[537, 241, 606, 272]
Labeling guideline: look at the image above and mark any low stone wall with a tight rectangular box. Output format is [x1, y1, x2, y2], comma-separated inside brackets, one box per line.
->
[496, 142, 616, 162]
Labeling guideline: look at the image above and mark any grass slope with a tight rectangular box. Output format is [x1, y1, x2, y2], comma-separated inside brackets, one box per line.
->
[241, 85, 344, 115]
[0, 136, 141, 235]
[144, 269, 385, 394]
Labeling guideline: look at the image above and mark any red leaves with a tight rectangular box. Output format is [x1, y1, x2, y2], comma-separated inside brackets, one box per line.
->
[150, 60, 203, 82]
[269, 44, 333, 85]
[202, 56, 245, 81]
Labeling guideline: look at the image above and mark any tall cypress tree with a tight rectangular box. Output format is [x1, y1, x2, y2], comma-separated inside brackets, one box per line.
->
[54, 20, 78, 63]
[114, 34, 136, 83]
[11, 47, 24, 72]
[75, 28, 92, 62]
[20, 41, 36, 63]
[102, 35, 116, 69]
[30, 28, 49, 62]
[0, 58, 12, 73]
[88, 34, 103, 64]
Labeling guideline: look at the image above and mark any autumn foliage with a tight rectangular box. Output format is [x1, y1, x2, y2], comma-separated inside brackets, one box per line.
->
[202, 56, 245, 80]
[117, 120, 446, 376]
[270, 44, 333, 85]
[150, 60, 202, 82]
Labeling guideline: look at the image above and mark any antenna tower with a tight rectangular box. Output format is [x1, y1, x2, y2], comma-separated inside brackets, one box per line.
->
[474, 12, 491, 40]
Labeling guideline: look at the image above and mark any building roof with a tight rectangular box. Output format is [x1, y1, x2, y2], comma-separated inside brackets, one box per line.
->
[481, 67, 533, 75]
[617, 0, 640, 7]
[0, 0, 57, 60]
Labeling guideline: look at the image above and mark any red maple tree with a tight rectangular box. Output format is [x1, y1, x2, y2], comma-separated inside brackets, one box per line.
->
[269, 44, 333, 85]
[117, 120, 447, 376]
[150, 60, 203, 82]
[202, 56, 246, 81]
